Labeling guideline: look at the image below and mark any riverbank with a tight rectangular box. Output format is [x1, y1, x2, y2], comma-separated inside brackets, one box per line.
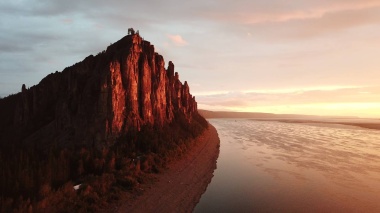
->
[113, 124, 220, 213]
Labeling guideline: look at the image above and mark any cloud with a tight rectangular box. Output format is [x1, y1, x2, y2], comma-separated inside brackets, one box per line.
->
[167, 34, 188, 46]
[243, 1, 380, 24]
[202, 0, 380, 23]
[1, 0, 380, 118]
[196, 86, 380, 117]
[62, 18, 73, 24]
[199, 0, 380, 40]
[197, 86, 380, 108]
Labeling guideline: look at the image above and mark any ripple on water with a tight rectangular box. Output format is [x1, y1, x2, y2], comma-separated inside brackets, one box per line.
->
[195, 119, 380, 213]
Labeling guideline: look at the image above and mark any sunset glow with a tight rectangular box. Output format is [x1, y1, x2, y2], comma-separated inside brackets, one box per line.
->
[196, 85, 380, 118]
[2, 1, 380, 213]
[225, 103, 380, 118]
[1, 0, 380, 118]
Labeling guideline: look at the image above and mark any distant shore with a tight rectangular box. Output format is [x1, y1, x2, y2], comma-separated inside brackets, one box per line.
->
[198, 109, 380, 131]
[250, 119, 380, 131]
[113, 124, 220, 213]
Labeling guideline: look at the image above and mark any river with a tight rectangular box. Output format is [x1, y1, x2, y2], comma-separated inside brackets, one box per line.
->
[195, 119, 380, 213]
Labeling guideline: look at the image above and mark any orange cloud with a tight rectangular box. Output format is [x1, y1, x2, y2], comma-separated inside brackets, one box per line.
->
[243, 1, 380, 24]
[167, 34, 188, 46]
[207, 1, 380, 25]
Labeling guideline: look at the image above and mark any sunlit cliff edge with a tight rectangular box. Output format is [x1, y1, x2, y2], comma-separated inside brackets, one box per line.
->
[0, 30, 208, 212]
[0, 31, 198, 149]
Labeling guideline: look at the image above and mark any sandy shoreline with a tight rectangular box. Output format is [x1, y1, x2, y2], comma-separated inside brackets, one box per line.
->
[113, 124, 220, 213]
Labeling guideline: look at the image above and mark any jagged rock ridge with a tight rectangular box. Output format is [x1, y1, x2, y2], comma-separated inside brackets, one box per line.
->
[0, 33, 198, 148]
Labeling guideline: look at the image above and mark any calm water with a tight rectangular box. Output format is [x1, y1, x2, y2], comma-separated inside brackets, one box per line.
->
[195, 119, 380, 213]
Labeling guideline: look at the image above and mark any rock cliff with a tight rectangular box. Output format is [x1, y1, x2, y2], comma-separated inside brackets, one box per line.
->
[0, 33, 198, 149]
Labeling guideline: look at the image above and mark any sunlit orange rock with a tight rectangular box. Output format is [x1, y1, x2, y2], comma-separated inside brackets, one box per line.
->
[0, 33, 198, 149]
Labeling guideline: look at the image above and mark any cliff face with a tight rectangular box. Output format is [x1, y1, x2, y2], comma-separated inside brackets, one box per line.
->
[0, 33, 198, 149]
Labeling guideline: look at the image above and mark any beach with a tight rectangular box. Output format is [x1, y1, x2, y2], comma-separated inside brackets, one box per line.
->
[114, 124, 220, 213]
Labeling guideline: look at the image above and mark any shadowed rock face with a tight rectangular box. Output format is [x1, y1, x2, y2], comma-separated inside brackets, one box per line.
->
[0, 34, 197, 149]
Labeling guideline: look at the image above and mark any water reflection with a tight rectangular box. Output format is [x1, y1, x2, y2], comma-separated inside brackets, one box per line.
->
[195, 119, 380, 213]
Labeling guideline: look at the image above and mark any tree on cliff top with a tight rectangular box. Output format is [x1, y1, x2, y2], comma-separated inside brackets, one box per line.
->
[128, 28, 135, 35]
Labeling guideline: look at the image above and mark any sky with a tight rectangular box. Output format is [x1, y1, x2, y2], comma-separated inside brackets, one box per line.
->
[1, 0, 380, 118]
